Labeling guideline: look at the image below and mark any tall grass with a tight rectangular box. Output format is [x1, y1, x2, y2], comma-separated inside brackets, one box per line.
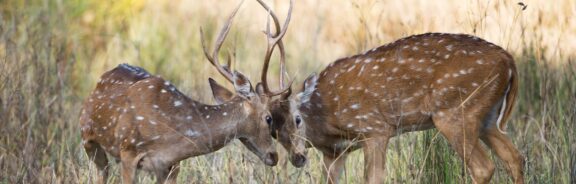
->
[1, 0, 574, 183]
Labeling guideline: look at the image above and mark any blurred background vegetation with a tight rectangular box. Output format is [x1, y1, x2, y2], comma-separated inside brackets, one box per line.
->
[0, 0, 574, 183]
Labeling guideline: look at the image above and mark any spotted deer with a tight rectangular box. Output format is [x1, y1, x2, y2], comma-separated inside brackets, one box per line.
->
[79, 3, 291, 183]
[213, 33, 523, 183]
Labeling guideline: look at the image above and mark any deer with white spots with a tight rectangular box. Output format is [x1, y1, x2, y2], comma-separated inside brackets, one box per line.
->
[213, 33, 523, 183]
[79, 2, 291, 183]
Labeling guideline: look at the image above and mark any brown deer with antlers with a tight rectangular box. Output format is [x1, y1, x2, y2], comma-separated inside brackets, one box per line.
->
[79, 2, 292, 183]
[212, 21, 523, 184]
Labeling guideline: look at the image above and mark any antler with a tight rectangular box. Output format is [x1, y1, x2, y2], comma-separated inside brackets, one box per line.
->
[200, 1, 244, 83]
[257, 0, 294, 96]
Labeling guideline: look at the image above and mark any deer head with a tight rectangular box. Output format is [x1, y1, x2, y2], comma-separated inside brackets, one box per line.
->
[267, 73, 317, 168]
[229, 71, 280, 166]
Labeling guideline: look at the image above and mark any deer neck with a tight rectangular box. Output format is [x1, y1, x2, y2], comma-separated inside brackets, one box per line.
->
[297, 93, 362, 155]
[174, 96, 249, 154]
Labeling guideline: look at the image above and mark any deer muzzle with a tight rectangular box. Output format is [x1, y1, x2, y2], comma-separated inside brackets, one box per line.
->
[263, 152, 279, 166]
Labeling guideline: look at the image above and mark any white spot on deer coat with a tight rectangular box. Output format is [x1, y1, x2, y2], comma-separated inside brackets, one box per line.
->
[185, 129, 199, 137]
[174, 100, 182, 107]
[346, 65, 356, 72]
[402, 97, 414, 103]
[136, 116, 144, 120]
[350, 104, 360, 110]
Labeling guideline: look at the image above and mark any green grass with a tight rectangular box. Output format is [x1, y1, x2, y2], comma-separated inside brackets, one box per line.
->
[1, 0, 574, 183]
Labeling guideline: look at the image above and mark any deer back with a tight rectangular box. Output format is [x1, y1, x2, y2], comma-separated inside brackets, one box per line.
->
[80, 64, 152, 156]
[301, 33, 516, 136]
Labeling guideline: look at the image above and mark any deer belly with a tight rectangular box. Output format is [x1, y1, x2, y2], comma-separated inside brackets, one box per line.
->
[393, 112, 435, 133]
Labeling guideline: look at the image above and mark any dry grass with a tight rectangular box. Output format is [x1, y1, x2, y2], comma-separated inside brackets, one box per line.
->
[0, 0, 574, 183]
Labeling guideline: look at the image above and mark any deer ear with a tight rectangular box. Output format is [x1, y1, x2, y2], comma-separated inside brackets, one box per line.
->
[298, 73, 318, 104]
[209, 78, 234, 104]
[233, 71, 254, 99]
[255, 82, 266, 96]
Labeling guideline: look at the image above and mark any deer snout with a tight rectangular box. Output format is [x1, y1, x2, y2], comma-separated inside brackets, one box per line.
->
[263, 152, 279, 166]
[290, 153, 307, 168]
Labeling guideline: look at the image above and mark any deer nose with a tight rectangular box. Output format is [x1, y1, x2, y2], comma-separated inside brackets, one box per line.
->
[291, 153, 307, 168]
[264, 152, 279, 166]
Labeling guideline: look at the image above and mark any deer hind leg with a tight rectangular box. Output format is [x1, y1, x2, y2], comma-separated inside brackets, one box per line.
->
[84, 141, 109, 184]
[363, 136, 390, 184]
[322, 152, 349, 184]
[154, 162, 180, 184]
[481, 128, 524, 184]
[120, 149, 144, 184]
[433, 111, 495, 184]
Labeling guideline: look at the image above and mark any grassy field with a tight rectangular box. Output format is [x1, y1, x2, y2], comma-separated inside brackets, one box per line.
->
[1, 0, 574, 183]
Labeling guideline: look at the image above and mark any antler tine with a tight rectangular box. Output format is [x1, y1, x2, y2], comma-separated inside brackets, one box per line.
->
[257, 0, 294, 96]
[278, 42, 288, 88]
[200, 0, 244, 83]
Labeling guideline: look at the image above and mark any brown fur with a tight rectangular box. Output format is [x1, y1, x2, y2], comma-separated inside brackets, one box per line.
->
[262, 33, 524, 184]
[80, 64, 278, 184]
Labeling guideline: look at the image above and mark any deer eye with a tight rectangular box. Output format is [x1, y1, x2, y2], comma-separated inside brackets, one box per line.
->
[295, 115, 302, 127]
[265, 115, 273, 125]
